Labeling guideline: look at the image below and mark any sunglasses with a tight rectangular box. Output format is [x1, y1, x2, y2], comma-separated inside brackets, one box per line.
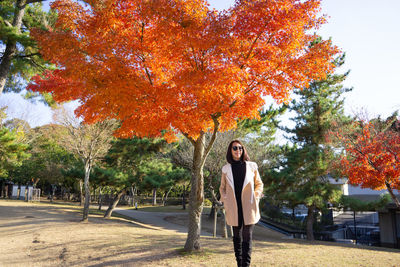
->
[232, 146, 243, 151]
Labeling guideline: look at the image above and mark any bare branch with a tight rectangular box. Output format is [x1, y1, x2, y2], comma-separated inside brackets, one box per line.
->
[53, 106, 118, 163]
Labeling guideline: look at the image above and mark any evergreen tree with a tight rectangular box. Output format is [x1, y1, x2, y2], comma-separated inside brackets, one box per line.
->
[280, 54, 352, 240]
[0, 108, 29, 178]
[61, 162, 85, 203]
[99, 137, 174, 215]
[0, 0, 56, 95]
[10, 123, 77, 201]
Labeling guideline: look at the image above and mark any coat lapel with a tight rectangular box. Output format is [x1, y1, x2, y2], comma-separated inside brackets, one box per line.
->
[242, 161, 254, 204]
[242, 161, 252, 191]
[225, 163, 235, 190]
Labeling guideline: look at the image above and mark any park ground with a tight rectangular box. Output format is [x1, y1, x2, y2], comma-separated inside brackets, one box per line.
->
[0, 200, 399, 267]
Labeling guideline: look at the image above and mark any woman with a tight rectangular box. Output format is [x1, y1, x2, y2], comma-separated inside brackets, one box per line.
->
[219, 140, 264, 267]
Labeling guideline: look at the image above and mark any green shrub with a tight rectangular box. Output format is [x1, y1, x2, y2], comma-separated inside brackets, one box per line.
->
[203, 198, 212, 207]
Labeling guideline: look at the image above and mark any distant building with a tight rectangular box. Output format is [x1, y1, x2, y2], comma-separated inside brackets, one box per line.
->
[328, 177, 399, 202]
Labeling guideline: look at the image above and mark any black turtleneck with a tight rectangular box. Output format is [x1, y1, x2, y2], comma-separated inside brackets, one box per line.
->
[231, 159, 246, 226]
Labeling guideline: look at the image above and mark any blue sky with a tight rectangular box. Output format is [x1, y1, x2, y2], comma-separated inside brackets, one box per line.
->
[1, 0, 399, 127]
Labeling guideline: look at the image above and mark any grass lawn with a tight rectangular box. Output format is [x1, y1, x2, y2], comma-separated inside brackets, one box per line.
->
[0, 200, 399, 267]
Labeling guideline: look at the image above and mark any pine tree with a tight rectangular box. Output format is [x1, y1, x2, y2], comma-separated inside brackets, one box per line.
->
[281, 54, 351, 240]
[99, 137, 172, 215]
[0, 0, 56, 94]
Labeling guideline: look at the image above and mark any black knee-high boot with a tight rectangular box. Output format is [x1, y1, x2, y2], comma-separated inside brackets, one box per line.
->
[242, 241, 252, 267]
[233, 237, 242, 267]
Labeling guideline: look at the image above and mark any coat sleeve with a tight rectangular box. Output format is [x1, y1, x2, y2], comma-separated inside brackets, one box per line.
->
[219, 170, 227, 202]
[253, 163, 264, 200]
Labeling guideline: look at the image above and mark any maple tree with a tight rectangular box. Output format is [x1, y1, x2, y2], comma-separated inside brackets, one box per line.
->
[28, 0, 338, 251]
[334, 115, 400, 207]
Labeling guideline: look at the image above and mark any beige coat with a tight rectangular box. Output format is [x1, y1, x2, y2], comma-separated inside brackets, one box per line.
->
[219, 161, 264, 226]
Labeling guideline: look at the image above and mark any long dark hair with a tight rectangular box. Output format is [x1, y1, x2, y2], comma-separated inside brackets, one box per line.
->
[226, 140, 250, 164]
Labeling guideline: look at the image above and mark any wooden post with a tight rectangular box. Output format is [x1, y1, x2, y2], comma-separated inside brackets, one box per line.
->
[213, 205, 217, 237]
[222, 208, 228, 238]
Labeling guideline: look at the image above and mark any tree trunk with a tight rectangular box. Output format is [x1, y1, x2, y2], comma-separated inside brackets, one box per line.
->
[0, 0, 26, 94]
[184, 134, 206, 252]
[50, 184, 56, 202]
[98, 187, 103, 211]
[104, 188, 127, 218]
[79, 179, 84, 206]
[82, 160, 92, 222]
[162, 186, 173, 206]
[182, 185, 186, 210]
[93, 186, 96, 203]
[386, 181, 400, 208]
[130, 186, 135, 207]
[209, 202, 216, 219]
[207, 186, 219, 219]
[152, 188, 157, 206]
[1, 182, 4, 198]
[306, 205, 315, 241]
[134, 186, 138, 208]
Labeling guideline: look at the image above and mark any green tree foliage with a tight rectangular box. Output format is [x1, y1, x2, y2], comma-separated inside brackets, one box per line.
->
[98, 137, 178, 215]
[240, 106, 286, 179]
[60, 161, 85, 201]
[137, 158, 189, 204]
[104, 137, 167, 170]
[10, 124, 76, 193]
[0, 108, 29, 178]
[0, 0, 56, 95]
[339, 194, 391, 212]
[275, 54, 352, 240]
[103, 137, 169, 195]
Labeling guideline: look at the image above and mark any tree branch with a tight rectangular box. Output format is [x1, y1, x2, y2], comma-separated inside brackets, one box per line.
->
[229, 80, 259, 108]
[239, 32, 262, 70]
[26, 0, 46, 5]
[14, 52, 41, 59]
[3, 19, 12, 27]
[200, 113, 221, 167]
[182, 132, 196, 146]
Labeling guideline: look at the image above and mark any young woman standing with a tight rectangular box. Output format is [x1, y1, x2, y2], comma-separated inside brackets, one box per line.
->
[219, 140, 264, 267]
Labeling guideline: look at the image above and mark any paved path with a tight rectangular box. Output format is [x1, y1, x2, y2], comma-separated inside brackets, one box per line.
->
[114, 208, 212, 236]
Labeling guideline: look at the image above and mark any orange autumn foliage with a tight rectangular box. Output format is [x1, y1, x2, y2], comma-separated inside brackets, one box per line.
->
[336, 121, 400, 192]
[28, 0, 339, 141]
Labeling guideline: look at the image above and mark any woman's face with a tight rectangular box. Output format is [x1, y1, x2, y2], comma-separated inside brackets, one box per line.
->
[231, 142, 243, 161]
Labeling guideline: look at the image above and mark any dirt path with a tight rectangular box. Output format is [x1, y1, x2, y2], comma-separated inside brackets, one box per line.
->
[113, 208, 285, 240]
[113, 208, 190, 234]
[162, 212, 286, 240]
